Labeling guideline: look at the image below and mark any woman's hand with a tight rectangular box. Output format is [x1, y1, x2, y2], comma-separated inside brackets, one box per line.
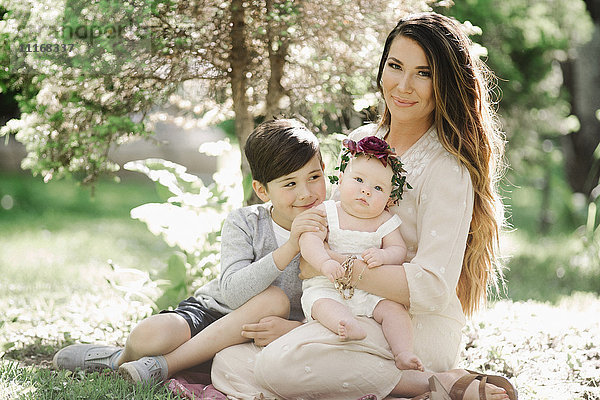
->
[241, 316, 302, 347]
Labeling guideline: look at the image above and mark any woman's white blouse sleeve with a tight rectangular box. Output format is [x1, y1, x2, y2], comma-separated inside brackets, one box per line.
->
[404, 155, 474, 314]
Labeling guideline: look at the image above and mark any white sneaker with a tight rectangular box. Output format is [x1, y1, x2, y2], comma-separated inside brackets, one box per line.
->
[52, 344, 123, 372]
[118, 356, 168, 384]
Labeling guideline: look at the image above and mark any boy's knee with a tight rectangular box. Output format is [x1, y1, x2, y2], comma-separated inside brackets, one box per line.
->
[126, 313, 190, 355]
[126, 318, 155, 352]
[257, 286, 290, 318]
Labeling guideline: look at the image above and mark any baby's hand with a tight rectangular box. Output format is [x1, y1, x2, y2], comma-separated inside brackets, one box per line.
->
[362, 248, 386, 268]
[321, 259, 345, 282]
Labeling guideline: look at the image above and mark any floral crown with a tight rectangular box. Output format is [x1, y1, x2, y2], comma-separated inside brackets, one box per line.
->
[329, 136, 411, 204]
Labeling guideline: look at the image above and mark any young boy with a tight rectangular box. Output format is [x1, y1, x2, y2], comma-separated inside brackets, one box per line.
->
[53, 118, 327, 383]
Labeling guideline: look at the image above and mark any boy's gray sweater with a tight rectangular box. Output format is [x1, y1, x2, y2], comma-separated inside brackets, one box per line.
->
[194, 203, 304, 321]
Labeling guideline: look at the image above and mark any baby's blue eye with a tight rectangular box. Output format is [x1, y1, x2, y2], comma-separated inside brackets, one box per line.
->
[355, 177, 363, 183]
[375, 186, 383, 191]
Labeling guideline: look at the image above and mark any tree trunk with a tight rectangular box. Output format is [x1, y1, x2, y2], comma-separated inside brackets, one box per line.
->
[562, 0, 600, 198]
[264, 0, 290, 120]
[265, 41, 289, 120]
[229, 0, 258, 203]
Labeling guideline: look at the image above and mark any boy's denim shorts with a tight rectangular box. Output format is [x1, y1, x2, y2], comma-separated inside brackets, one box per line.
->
[160, 297, 225, 337]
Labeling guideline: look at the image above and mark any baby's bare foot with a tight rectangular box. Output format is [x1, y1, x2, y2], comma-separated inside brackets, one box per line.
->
[393, 351, 424, 371]
[338, 319, 367, 341]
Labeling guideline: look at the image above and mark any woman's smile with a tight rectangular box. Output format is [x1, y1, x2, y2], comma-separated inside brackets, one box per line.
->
[391, 95, 417, 107]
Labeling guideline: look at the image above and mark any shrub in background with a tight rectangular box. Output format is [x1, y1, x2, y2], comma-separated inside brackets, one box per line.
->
[109, 138, 243, 310]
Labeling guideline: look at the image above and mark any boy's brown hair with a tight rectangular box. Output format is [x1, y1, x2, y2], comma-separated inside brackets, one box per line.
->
[244, 119, 322, 186]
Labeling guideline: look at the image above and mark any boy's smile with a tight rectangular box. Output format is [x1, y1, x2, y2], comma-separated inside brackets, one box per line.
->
[254, 154, 326, 230]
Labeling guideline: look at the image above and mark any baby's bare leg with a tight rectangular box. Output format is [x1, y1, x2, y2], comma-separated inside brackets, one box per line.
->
[311, 298, 366, 340]
[373, 299, 423, 371]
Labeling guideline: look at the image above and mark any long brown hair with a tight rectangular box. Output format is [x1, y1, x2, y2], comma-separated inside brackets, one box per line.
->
[377, 12, 506, 316]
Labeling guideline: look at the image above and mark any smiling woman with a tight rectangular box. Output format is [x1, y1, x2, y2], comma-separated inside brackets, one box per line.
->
[380, 36, 435, 145]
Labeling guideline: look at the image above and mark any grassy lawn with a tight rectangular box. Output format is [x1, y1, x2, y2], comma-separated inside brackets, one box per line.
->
[0, 172, 180, 398]
[1, 172, 599, 399]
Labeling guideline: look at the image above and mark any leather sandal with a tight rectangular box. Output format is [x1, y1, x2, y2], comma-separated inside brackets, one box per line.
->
[411, 376, 452, 400]
[448, 370, 518, 400]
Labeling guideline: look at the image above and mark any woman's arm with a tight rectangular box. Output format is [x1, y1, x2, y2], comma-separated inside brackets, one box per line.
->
[299, 246, 412, 305]
[328, 158, 473, 315]
[352, 261, 411, 306]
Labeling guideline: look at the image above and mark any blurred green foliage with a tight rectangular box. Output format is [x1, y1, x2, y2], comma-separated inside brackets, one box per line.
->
[502, 232, 600, 302]
[438, 0, 600, 302]
[119, 141, 244, 309]
[0, 172, 160, 221]
[442, 0, 595, 234]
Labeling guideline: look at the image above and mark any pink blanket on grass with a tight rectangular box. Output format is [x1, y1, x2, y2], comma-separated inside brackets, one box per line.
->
[166, 371, 228, 400]
[166, 372, 378, 400]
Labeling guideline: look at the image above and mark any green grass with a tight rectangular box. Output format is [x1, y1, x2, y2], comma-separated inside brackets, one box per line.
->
[499, 174, 600, 303]
[0, 172, 170, 287]
[502, 231, 600, 303]
[0, 360, 183, 399]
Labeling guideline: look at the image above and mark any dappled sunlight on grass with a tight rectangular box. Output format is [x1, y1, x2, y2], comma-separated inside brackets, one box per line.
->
[0, 362, 38, 399]
[1, 283, 153, 357]
[0, 360, 185, 399]
[0, 173, 170, 363]
[462, 294, 600, 399]
[0, 219, 169, 288]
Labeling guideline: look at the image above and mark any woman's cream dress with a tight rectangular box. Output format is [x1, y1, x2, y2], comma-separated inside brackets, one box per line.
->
[211, 124, 474, 400]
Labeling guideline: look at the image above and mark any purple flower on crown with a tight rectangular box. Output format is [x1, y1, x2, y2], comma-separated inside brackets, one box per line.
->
[342, 138, 358, 155]
[355, 136, 395, 167]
